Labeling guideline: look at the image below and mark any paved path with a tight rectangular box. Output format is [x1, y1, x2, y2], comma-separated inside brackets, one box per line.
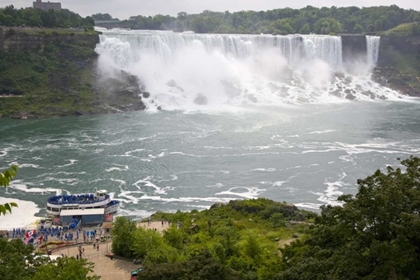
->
[54, 241, 138, 280]
[137, 220, 170, 232]
[53, 220, 170, 279]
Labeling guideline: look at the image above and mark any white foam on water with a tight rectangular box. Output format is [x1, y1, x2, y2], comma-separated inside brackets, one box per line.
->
[116, 208, 156, 219]
[251, 168, 276, 172]
[8, 181, 64, 194]
[215, 186, 265, 199]
[118, 191, 144, 204]
[105, 164, 129, 172]
[35, 171, 87, 178]
[0, 197, 41, 230]
[57, 159, 78, 168]
[295, 202, 323, 210]
[12, 163, 44, 169]
[110, 178, 127, 190]
[317, 170, 348, 206]
[307, 129, 336, 134]
[133, 177, 167, 195]
[138, 195, 234, 203]
[273, 181, 287, 187]
[205, 183, 224, 189]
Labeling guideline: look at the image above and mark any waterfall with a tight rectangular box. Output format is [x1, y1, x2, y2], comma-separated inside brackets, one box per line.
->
[95, 29, 401, 110]
[366, 36, 381, 66]
[97, 31, 343, 70]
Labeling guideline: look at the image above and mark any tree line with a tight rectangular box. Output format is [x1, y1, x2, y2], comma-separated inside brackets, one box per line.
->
[93, 5, 420, 35]
[0, 5, 94, 29]
[110, 156, 420, 279]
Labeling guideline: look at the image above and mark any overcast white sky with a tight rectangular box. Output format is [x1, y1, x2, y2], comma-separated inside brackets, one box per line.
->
[3, 0, 420, 20]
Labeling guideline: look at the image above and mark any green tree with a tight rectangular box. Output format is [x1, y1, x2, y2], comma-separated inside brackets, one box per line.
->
[111, 216, 137, 258]
[0, 165, 18, 215]
[32, 257, 100, 280]
[277, 156, 420, 280]
[0, 239, 99, 279]
[353, 24, 364, 33]
[274, 19, 295, 34]
[313, 18, 342, 34]
[299, 23, 311, 34]
[243, 235, 262, 261]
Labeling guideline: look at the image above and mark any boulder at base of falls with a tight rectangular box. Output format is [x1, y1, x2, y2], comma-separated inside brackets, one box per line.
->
[247, 95, 258, 103]
[194, 93, 208, 105]
[166, 79, 177, 87]
[345, 93, 356, 100]
[143, 92, 150, 98]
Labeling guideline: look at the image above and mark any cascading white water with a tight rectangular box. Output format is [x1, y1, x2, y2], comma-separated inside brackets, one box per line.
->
[366, 36, 381, 66]
[95, 28, 402, 111]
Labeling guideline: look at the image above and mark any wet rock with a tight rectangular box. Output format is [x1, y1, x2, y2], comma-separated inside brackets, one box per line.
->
[247, 95, 258, 103]
[142, 92, 150, 98]
[330, 90, 341, 98]
[194, 93, 208, 105]
[345, 93, 356, 100]
[335, 72, 345, 79]
[297, 96, 309, 103]
[157, 106, 162, 110]
[116, 86, 140, 96]
[75, 110, 87, 116]
[11, 111, 30, 119]
[210, 202, 225, 209]
[166, 79, 177, 87]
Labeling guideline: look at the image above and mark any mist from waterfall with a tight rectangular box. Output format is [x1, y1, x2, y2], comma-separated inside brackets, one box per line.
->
[95, 28, 402, 111]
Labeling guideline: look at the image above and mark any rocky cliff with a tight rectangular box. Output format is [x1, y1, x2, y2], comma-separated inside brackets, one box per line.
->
[341, 34, 367, 64]
[0, 27, 99, 52]
[0, 27, 148, 119]
[374, 35, 420, 96]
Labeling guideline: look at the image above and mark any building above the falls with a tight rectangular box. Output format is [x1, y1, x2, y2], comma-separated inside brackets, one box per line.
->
[33, 0, 61, 11]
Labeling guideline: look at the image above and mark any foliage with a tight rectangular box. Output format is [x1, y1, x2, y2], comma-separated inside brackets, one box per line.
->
[0, 165, 18, 215]
[0, 5, 94, 30]
[111, 216, 137, 258]
[99, 5, 420, 35]
[112, 199, 313, 279]
[32, 257, 100, 280]
[383, 22, 420, 36]
[91, 13, 116, 21]
[0, 238, 99, 279]
[276, 156, 420, 280]
[137, 251, 241, 280]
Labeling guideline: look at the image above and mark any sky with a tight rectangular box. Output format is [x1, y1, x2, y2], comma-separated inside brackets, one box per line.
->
[2, 0, 420, 20]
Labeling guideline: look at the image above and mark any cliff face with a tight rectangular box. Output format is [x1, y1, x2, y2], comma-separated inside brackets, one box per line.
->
[341, 34, 367, 64]
[377, 35, 420, 67]
[374, 35, 420, 96]
[0, 27, 99, 52]
[0, 28, 147, 119]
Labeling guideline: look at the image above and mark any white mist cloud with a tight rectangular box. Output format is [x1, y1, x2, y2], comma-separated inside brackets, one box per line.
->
[1, 0, 419, 20]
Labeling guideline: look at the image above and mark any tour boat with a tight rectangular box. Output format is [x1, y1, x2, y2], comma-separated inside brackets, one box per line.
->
[46, 189, 119, 217]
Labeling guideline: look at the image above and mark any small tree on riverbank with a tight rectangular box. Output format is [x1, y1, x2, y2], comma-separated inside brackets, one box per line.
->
[0, 165, 18, 215]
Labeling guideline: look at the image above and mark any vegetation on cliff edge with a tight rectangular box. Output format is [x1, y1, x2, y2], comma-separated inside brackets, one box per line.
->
[97, 5, 420, 35]
[0, 31, 146, 118]
[111, 156, 420, 279]
[0, 5, 94, 30]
